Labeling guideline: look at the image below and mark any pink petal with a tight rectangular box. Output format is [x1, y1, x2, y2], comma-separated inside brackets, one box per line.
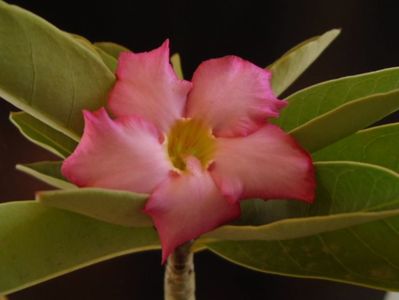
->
[186, 56, 286, 137]
[108, 40, 192, 133]
[211, 124, 315, 203]
[62, 108, 172, 194]
[144, 158, 240, 262]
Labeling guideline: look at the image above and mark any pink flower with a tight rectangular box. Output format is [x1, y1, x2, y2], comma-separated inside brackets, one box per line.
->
[62, 40, 315, 261]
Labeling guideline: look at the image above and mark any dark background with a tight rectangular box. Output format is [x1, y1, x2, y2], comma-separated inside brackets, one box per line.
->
[1, 0, 398, 299]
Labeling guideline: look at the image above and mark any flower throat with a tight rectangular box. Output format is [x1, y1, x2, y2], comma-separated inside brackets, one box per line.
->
[167, 118, 216, 171]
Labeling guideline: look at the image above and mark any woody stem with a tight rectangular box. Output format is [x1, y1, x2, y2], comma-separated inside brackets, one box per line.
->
[164, 241, 195, 300]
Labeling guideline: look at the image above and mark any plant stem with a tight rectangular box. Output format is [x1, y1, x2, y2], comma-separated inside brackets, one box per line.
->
[164, 241, 195, 300]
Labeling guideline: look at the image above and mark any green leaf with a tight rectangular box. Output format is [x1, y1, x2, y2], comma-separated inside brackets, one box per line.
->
[10, 112, 77, 158]
[275, 67, 399, 132]
[203, 161, 399, 241]
[204, 209, 399, 243]
[207, 162, 399, 290]
[313, 123, 399, 173]
[94, 47, 117, 72]
[290, 88, 399, 152]
[94, 41, 130, 59]
[69, 33, 99, 54]
[171, 53, 184, 80]
[269, 29, 340, 96]
[0, 2, 115, 140]
[16, 161, 75, 190]
[208, 216, 399, 291]
[272, 67, 399, 152]
[69, 33, 117, 72]
[0, 201, 159, 295]
[37, 188, 152, 227]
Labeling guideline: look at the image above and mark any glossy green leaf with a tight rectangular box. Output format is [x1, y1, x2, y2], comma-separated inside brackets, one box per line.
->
[269, 29, 340, 96]
[313, 123, 399, 173]
[171, 53, 184, 80]
[16, 161, 75, 190]
[37, 188, 152, 227]
[0, 201, 159, 295]
[10, 112, 77, 158]
[290, 88, 399, 152]
[94, 41, 130, 59]
[275, 67, 399, 132]
[209, 216, 399, 291]
[204, 161, 399, 241]
[0, 2, 115, 140]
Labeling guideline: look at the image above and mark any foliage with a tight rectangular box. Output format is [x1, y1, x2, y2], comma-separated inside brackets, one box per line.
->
[1, 1, 399, 295]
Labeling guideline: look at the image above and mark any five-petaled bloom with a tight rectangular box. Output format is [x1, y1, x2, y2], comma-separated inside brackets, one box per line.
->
[62, 40, 316, 261]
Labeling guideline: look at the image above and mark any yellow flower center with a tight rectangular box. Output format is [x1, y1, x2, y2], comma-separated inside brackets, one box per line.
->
[167, 118, 216, 171]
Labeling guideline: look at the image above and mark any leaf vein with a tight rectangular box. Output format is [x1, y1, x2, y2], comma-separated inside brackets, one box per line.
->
[317, 234, 363, 278]
[348, 228, 399, 271]
[11, 12, 37, 107]
[277, 241, 305, 270]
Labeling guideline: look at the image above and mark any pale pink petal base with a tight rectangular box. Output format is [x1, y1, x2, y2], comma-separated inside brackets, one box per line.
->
[144, 158, 240, 262]
[108, 40, 192, 133]
[186, 56, 286, 137]
[62, 108, 172, 194]
[211, 124, 315, 203]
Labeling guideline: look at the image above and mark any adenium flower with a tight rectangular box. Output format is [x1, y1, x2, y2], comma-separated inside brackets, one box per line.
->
[62, 40, 315, 261]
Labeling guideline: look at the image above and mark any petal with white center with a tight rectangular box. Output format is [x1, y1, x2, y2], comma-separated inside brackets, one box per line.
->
[108, 40, 192, 133]
[144, 158, 240, 262]
[211, 124, 315, 203]
[186, 56, 286, 137]
[62, 108, 172, 194]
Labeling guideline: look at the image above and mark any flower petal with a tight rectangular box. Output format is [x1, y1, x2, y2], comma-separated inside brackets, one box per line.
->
[108, 40, 192, 133]
[62, 108, 172, 193]
[186, 56, 286, 137]
[211, 124, 315, 203]
[144, 158, 240, 262]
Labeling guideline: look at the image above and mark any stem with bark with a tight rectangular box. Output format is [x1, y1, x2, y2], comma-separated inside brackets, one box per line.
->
[164, 241, 195, 300]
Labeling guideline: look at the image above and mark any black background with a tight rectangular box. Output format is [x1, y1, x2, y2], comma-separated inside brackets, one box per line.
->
[1, 0, 398, 299]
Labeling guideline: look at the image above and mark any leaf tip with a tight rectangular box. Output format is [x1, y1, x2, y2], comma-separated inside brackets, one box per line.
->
[327, 28, 342, 38]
